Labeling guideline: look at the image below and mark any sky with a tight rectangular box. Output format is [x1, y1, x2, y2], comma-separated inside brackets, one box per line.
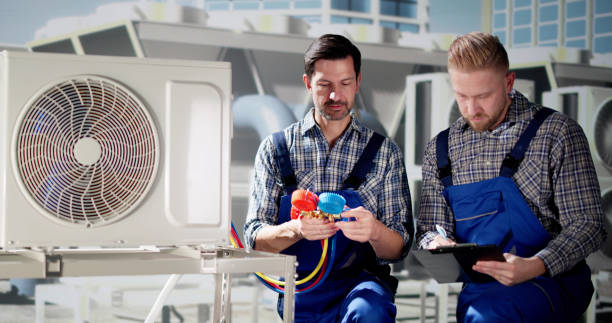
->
[0, 0, 482, 46]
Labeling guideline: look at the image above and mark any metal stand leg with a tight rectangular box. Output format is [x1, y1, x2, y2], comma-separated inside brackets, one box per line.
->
[282, 255, 296, 323]
[35, 289, 45, 323]
[214, 272, 232, 323]
[437, 284, 448, 323]
[585, 273, 597, 323]
[214, 273, 222, 322]
[78, 288, 90, 323]
[162, 306, 171, 323]
[198, 303, 210, 323]
[224, 273, 232, 322]
[251, 283, 261, 323]
[419, 282, 426, 323]
[144, 274, 183, 323]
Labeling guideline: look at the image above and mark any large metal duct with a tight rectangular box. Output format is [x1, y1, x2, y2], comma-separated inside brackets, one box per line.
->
[233, 94, 297, 142]
[232, 94, 298, 168]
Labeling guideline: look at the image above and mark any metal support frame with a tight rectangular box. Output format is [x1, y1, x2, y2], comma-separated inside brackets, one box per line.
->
[244, 49, 266, 96]
[1, 246, 296, 323]
[200, 248, 296, 323]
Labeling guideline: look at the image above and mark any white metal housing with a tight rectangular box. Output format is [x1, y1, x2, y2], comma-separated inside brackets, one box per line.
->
[600, 178, 612, 258]
[406, 166, 422, 219]
[0, 51, 232, 249]
[404, 73, 453, 168]
[543, 86, 612, 177]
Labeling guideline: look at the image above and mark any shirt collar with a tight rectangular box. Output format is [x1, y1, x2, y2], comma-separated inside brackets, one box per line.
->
[301, 107, 367, 136]
[507, 90, 535, 123]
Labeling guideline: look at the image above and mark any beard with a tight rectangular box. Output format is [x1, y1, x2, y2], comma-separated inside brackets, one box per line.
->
[318, 100, 351, 121]
[465, 112, 497, 132]
[464, 92, 510, 132]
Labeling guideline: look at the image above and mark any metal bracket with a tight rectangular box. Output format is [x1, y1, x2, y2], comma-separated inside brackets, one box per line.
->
[16, 249, 63, 278]
[168, 245, 202, 259]
[45, 254, 63, 277]
[200, 249, 221, 274]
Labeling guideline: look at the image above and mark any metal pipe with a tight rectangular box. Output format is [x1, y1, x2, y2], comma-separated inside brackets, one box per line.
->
[233, 95, 297, 140]
[145, 274, 182, 323]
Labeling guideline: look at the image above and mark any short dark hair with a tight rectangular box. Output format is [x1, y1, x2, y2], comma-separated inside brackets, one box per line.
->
[304, 34, 361, 79]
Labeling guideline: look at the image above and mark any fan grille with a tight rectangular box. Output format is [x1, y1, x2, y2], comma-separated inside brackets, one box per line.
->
[594, 100, 612, 170]
[15, 76, 159, 227]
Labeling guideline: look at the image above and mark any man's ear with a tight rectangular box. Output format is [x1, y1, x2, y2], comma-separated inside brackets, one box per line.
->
[505, 71, 515, 94]
[356, 72, 362, 93]
[303, 73, 312, 92]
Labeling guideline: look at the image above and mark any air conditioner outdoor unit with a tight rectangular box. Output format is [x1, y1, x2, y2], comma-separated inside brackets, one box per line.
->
[542, 86, 612, 177]
[404, 72, 535, 168]
[0, 51, 232, 250]
[587, 176, 612, 271]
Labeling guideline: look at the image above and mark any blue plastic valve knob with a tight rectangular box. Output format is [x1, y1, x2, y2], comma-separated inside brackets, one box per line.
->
[318, 193, 346, 215]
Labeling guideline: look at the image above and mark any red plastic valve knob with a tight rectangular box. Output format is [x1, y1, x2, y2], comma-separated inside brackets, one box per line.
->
[291, 189, 318, 211]
[290, 190, 318, 219]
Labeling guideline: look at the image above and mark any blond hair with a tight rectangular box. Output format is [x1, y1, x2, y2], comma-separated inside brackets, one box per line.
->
[448, 32, 509, 72]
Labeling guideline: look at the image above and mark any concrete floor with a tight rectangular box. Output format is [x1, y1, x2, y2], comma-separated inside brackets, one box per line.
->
[2, 275, 612, 323]
[0, 278, 442, 323]
[0, 304, 282, 323]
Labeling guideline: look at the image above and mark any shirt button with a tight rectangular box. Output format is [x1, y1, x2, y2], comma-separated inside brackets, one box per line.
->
[485, 161, 492, 166]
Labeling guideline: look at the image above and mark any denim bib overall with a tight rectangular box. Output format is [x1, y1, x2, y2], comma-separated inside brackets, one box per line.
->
[436, 108, 593, 322]
[272, 131, 396, 322]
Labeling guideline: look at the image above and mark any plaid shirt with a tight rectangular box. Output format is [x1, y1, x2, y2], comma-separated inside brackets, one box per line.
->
[245, 108, 413, 263]
[416, 91, 605, 276]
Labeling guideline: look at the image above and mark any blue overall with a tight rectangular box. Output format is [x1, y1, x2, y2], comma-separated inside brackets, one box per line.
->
[436, 108, 593, 322]
[272, 131, 397, 323]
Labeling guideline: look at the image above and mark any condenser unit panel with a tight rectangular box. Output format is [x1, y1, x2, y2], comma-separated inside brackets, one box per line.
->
[543, 86, 612, 177]
[0, 51, 231, 249]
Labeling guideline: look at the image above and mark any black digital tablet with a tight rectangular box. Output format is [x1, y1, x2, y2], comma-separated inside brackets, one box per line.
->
[413, 244, 506, 283]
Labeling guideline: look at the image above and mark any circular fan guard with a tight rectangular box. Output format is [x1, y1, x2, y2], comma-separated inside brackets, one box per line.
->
[594, 99, 612, 171]
[14, 76, 159, 228]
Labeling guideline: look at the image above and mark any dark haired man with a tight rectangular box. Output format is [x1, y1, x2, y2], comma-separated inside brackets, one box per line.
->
[245, 34, 413, 322]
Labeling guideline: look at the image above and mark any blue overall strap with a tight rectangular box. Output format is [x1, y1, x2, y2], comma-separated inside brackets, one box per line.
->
[500, 107, 556, 177]
[272, 131, 297, 195]
[342, 132, 385, 190]
[436, 128, 453, 188]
